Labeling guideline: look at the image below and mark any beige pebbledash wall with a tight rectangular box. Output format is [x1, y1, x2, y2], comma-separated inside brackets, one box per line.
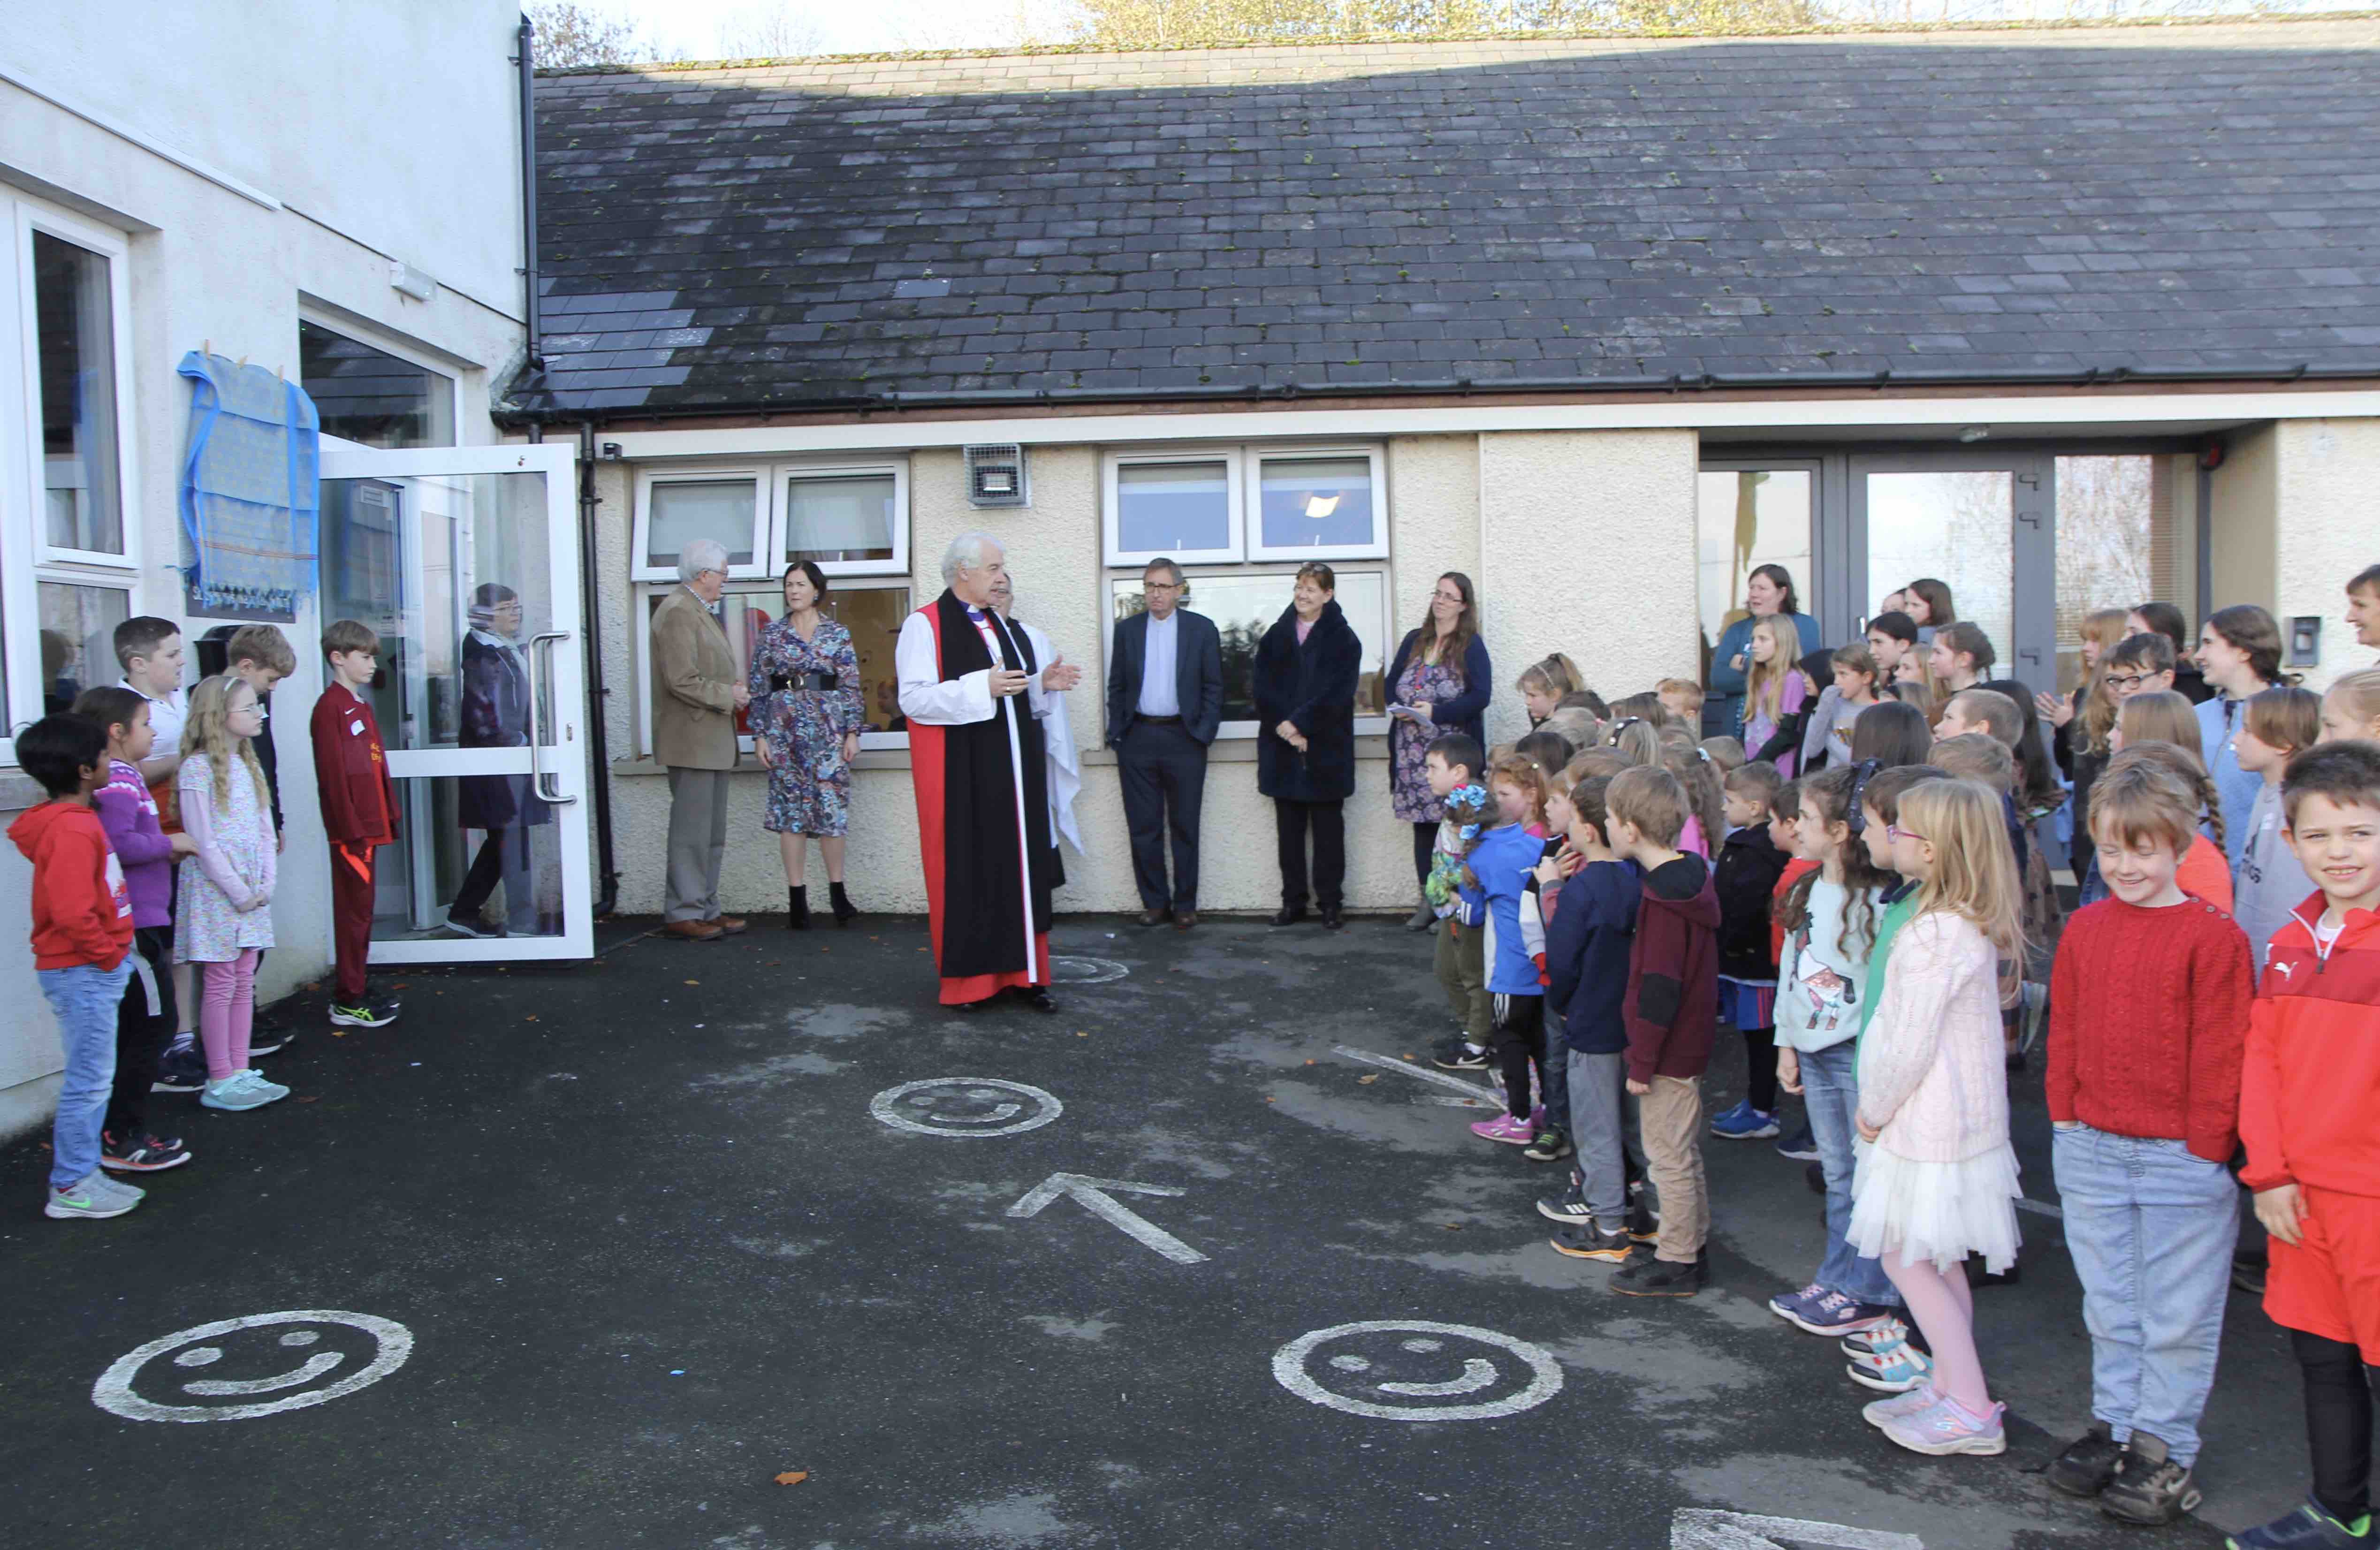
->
[2207, 417, 2380, 691]
[599, 432, 1498, 918]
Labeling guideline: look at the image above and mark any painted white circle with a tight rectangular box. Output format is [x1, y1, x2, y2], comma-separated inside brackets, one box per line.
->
[1049, 956, 1128, 985]
[93, 1310, 413, 1423]
[870, 1077, 1063, 1137]
[1271, 1320, 1563, 1422]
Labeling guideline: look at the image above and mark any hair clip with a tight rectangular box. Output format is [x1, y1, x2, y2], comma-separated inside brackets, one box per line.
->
[1609, 716, 1642, 733]
[1695, 746, 1711, 763]
[1845, 758, 1883, 835]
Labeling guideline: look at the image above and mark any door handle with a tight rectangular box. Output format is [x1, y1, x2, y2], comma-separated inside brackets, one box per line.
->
[527, 631, 578, 805]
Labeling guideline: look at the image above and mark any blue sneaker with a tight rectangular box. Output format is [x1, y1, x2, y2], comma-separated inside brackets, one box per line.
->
[1779, 1289, 1893, 1337]
[1773, 1120, 1819, 1160]
[1711, 1101, 1780, 1140]
[2228, 1498, 2374, 1549]
[1767, 1282, 1827, 1326]
[1848, 1342, 1934, 1393]
[1843, 1315, 1911, 1360]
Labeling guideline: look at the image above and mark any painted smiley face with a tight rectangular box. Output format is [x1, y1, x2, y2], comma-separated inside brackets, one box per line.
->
[870, 1078, 1063, 1138]
[1272, 1321, 1564, 1421]
[94, 1310, 413, 1423]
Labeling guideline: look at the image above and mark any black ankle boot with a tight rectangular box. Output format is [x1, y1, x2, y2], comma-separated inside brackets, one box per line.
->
[829, 881, 858, 927]
[786, 886, 810, 930]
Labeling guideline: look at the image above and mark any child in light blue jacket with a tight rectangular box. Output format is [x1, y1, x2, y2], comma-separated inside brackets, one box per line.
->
[1468, 753, 1552, 1147]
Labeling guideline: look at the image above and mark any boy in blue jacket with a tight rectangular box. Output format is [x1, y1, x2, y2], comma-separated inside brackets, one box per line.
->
[1536, 775, 1644, 1261]
[1467, 752, 1553, 1147]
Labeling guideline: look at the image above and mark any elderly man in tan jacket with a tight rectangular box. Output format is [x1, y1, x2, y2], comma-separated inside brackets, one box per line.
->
[650, 538, 750, 940]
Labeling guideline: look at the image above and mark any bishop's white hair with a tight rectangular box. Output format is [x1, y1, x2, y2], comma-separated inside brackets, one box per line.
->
[941, 531, 1003, 586]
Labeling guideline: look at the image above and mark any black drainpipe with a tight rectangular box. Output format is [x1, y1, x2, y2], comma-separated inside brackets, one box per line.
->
[515, 13, 543, 368]
[578, 419, 618, 917]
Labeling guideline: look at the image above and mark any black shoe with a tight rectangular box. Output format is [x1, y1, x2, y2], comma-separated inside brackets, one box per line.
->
[441, 910, 505, 939]
[1536, 1186, 1595, 1225]
[786, 886, 810, 930]
[1011, 986, 1059, 1014]
[1612, 1252, 1706, 1297]
[1430, 1035, 1490, 1071]
[1137, 906, 1170, 928]
[101, 1130, 192, 1173]
[2231, 1249, 2269, 1297]
[248, 1024, 290, 1057]
[2099, 1435, 2202, 1526]
[151, 1045, 205, 1093]
[1320, 904, 1344, 930]
[1269, 906, 1308, 927]
[1550, 1220, 1634, 1261]
[252, 1001, 289, 1034]
[1523, 1126, 1573, 1163]
[1805, 1160, 1827, 1194]
[2046, 1423, 2125, 1498]
[829, 881, 858, 927]
[1964, 1256, 2021, 1288]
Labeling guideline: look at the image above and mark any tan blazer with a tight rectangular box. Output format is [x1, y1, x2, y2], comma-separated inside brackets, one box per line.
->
[649, 585, 740, 770]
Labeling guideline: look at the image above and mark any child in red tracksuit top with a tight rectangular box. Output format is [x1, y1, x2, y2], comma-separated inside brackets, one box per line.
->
[311, 621, 401, 1030]
[1607, 764, 1721, 1299]
[2231, 741, 2380, 1550]
[9, 714, 138, 1220]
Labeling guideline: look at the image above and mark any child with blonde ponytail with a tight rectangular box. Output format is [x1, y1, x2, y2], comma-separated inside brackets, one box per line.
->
[174, 676, 285, 1112]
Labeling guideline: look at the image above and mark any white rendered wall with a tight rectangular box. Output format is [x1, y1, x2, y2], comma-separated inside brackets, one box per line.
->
[0, 15, 528, 1140]
[2272, 419, 2380, 691]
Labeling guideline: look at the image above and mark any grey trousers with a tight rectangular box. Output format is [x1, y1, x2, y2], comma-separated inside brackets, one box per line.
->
[664, 767, 731, 922]
[1566, 1049, 1632, 1223]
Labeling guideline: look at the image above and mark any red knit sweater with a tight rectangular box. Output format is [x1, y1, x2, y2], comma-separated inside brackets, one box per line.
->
[2047, 895, 2254, 1161]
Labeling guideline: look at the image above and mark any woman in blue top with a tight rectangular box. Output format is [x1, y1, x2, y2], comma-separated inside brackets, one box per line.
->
[1706, 564, 1822, 737]
[1384, 571, 1492, 928]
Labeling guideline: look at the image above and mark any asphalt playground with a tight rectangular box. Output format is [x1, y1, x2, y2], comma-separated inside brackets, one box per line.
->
[0, 912, 2317, 1550]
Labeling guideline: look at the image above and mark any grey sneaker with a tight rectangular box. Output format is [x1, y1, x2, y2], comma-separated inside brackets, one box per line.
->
[2099, 1434, 2203, 1525]
[237, 1069, 291, 1104]
[46, 1171, 139, 1219]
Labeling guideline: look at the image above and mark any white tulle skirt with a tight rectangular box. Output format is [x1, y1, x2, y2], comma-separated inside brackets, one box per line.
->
[1848, 1138, 2023, 1276]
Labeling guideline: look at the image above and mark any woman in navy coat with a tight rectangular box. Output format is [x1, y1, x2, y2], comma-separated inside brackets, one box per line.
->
[1255, 562, 1362, 930]
[446, 583, 552, 936]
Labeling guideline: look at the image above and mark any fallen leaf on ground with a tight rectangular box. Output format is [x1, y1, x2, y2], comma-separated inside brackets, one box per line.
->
[524, 1015, 540, 1023]
[1075, 1032, 1088, 1038]
[684, 980, 700, 986]
[330, 1029, 348, 1038]
[774, 1471, 809, 1486]
[296, 1095, 321, 1104]
[1304, 1059, 1315, 1065]
[1444, 1223, 1462, 1231]
[1356, 1075, 1378, 1085]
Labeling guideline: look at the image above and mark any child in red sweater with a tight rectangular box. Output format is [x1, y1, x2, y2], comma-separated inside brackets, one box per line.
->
[8, 714, 138, 1220]
[2232, 741, 2380, 1550]
[2045, 756, 2253, 1526]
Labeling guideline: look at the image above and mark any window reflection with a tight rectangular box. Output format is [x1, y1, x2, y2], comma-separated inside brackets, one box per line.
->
[1111, 570, 1385, 724]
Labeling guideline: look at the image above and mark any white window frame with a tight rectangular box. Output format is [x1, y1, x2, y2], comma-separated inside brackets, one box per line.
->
[2, 194, 142, 766]
[778, 459, 910, 580]
[631, 458, 911, 585]
[631, 464, 770, 583]
[1102, 447, 1245, 569]
[632, 577, 915, 760]
[294, 308, 461, 451]
[1242, 442, 1389, 562]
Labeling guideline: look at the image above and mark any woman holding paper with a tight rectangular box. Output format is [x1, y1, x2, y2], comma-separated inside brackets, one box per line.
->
[1382, 571, 1492, 929]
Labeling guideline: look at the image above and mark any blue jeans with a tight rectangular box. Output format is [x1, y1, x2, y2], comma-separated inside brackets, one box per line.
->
[1540, 1011, 1570, 1132]
[1797, 1041, 1901, 1308]
[2053, 1123, 2240, 1466]
[40, 959, 134, 1190]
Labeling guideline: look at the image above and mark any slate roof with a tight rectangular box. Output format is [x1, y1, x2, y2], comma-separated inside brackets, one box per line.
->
[515, 19, 2380, 418]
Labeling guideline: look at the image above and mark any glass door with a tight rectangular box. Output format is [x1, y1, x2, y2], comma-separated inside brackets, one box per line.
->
[1852, 452, 2056, 689]
[316, 442, 590, 962]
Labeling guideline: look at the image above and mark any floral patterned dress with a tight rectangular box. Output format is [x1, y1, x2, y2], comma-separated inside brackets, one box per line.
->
[1390, 652, 1466, 823]
[747, 615, 864, 836]
[175, 752, 276, 962]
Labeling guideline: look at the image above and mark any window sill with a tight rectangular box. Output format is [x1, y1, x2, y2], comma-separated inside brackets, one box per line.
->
[610, 735, 1392, 777]
[0, 769, 50, 813]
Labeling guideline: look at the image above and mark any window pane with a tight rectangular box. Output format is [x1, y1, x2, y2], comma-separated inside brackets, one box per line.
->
[299, 320, 456, 448]
[1864, 471, 2014, 662]
[651, 585, 912, 751]
[786, 473, 895, 566]
[1257, 456, 1374, 551]
[1112, 570, 1386, 724]
[2053, 456, 2160, 694]
[1696, 469, 1812, 696]
[1117, 461, 1230, 554]
[37, 581, 131, 715]
[34, 233, 123, 555]
[646, 479, 757, 571]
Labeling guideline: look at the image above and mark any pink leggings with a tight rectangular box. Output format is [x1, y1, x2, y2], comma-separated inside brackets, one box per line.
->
[1883, 1252, 1992, 1415]
[199, 950, 259, 1082]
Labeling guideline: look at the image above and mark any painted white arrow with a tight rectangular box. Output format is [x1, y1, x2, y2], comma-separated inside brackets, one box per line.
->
[1331, 1043, 1501, 1103]
[1671, 1510, 1923, 1550]
[1005, 1173, 1209, 1265]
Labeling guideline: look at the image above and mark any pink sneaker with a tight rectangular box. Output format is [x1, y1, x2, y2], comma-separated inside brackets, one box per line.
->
[1881, 1393, 2007, 1456]
[1861, 1384, 1938, 1429]
[1471, 1113, 1536, 1146]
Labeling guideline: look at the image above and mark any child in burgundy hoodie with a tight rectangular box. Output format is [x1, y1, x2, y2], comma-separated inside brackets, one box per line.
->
[1606, 765, 1722, 1298]
[8, 713, 137, 1220]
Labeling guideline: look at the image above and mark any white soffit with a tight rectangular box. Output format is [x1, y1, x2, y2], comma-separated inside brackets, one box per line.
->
[603, 390, 2380, 460]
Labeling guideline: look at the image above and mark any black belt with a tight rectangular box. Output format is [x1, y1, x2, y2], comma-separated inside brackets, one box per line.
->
[1138, 714, 1183, 724]
[770, 670, 844, 693]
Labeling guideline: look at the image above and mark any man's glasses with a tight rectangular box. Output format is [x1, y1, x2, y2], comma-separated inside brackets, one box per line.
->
[2104, 672, 2155, 691]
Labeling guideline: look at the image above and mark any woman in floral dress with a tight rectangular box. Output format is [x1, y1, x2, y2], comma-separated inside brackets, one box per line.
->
[748, 561, 864, 928]
[1381, 572, 1493, 929]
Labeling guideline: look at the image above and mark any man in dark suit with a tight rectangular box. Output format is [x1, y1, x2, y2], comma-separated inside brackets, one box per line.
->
[1106, 558, 1223, 929]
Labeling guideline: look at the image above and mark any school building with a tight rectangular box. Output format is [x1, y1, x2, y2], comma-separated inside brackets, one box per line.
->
[2, 9, 2378, 1136]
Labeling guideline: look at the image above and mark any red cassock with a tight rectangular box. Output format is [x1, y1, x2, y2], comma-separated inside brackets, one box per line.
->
[896, 590, 1057, 1004]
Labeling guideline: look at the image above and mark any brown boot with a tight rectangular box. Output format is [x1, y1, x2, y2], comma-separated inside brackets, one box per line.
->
[663, 919, 724, 942]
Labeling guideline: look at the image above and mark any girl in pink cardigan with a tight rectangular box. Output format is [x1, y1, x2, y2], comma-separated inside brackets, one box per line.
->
[1849, 777, 2026, 1459]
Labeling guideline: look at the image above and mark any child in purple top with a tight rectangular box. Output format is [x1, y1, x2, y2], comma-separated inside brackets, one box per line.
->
[74, 687, 196, 1174]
